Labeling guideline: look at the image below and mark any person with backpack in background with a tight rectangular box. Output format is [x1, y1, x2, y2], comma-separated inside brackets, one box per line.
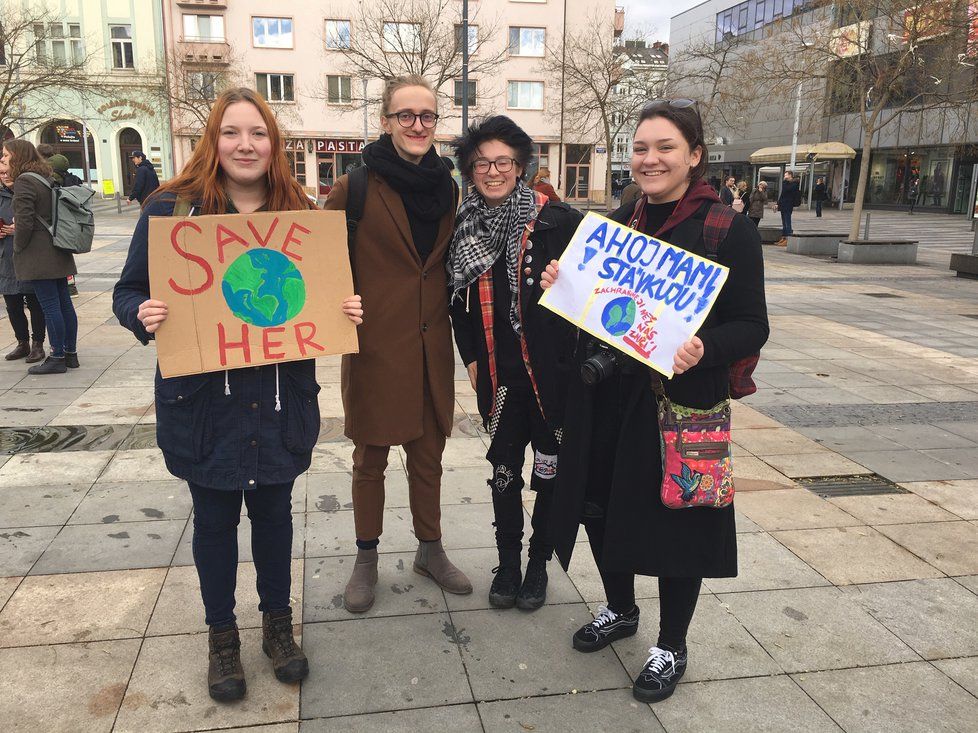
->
[0, 158, 46, 364]
[542, 99, 769, 704]
[324, 75, 472, 614]
[1, 140, 78, 375]
[37, 143, 82, 295]
[127, 150, 160, 205]
[775, 170, 800, 245]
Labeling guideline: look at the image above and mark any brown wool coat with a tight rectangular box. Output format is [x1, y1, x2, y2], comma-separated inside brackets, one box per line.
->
[12, 173, 76, 281]
[323, 170, 455, 445]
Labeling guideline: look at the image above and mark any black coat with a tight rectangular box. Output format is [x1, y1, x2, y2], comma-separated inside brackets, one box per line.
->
[778, 179, 800, 209]
[129, 160, 160, 203]
[813, 183, 827, 202]
[720, 186, 735, 206]
[112, 195, 321, 491]
[551, 199, 769, 578]
[451, 200, 582, 431]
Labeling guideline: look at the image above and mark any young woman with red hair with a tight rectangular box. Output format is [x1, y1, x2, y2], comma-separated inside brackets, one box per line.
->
[113, 88, 362, 702]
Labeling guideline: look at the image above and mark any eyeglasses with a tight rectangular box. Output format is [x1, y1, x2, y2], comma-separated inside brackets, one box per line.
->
[471, 157, 517, 174]
[385, 111, 439, 128]
[644, 98, 702, 120]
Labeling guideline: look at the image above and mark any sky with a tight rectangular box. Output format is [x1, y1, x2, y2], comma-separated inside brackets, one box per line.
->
[621, 0, 705, 43]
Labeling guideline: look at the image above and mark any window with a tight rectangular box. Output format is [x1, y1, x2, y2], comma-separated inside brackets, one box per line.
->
[383, 22, 420, 53]
[110, 24, 134, 69]
[454, 24, 479, 54]
[183, 14, 225, 42]
[453, 79, 477, 106]
[507, 80, 543, 109]
[327, 75, 352, 104]
[508, 27, 545, 56]
[34, 22, 84, 66]
[252, 17, 293, 48]
[287, 148, 306, 184]
[325, 20, 351, 49]
[256, 73, 295, 102]
[189, 71, 217, 100]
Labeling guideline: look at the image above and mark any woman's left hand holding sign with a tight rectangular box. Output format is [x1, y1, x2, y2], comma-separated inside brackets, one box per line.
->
[341, 294, 363, 325]
[138, 299, 169, 334]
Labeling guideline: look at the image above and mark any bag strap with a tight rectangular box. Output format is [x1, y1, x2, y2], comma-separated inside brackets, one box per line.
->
[20, 172, 58, 236]
[173, 197, 193, 217]
[345, 166, 369, 260]
[702, 202, 736, 259]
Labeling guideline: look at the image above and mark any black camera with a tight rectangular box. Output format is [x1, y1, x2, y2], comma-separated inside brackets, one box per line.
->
[581, 341, 618, 385]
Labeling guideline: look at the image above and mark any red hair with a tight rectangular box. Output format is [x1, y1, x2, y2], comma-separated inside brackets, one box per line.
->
[150, 87, 312, 214]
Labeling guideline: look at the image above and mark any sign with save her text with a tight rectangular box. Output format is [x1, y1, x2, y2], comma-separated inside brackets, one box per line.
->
[539, 212, 728, 378]
[149, 209, 359, 377]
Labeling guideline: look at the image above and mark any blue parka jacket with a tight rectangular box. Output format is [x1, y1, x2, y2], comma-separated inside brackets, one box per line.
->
[112, 195, 321, 491]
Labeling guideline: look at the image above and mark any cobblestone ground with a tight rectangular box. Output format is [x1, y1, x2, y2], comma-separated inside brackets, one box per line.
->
[0, 204, 976, 732]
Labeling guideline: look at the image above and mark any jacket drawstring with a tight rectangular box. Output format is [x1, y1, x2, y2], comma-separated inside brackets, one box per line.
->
[465, 287, 471, 313]
[224, 370, 230, 396]
[274, 364, 281, 412]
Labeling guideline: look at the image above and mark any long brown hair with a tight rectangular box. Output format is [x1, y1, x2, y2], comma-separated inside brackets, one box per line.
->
[151, 87, 312, 213]
[2, 140, 53, 181]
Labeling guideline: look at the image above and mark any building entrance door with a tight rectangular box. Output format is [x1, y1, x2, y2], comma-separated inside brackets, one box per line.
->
[564, 144, 592, 202]
[118, 128, 143, 196]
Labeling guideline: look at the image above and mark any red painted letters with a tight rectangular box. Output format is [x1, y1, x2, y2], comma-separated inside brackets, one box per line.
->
[168, 221, 214, 295]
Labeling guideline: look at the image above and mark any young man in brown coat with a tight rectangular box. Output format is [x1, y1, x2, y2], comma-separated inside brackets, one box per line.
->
[324, 75, 471, 612]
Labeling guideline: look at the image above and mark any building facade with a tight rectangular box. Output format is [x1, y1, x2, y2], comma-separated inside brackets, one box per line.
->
[6, 0, 173, 197]
[162, 0, 619, 202]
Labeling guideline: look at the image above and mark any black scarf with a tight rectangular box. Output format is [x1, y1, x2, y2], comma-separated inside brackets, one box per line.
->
[361, 134, 454, 262]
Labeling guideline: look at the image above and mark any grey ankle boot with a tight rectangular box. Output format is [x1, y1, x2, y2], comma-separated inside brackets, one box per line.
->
[413, 539, 473, 595]
[344, 547, 378, 613]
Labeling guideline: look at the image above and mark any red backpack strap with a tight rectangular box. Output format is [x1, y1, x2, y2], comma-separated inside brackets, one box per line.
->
[702, 202, 736, 259]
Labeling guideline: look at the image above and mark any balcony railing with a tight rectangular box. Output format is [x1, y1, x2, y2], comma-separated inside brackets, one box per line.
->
[176, 0, 228, 10]
[177, 38, 231, 64]
[614, 7, 625, 36]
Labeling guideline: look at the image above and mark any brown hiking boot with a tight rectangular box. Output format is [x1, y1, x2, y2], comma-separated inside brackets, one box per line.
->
[208, 624, 246, 702]
[262, 609, 309, 683]
[26, 341, 45, 363]
[5, 341, 29, 360]
[343, 547, 378, 613]
[414, 538, 473, 595]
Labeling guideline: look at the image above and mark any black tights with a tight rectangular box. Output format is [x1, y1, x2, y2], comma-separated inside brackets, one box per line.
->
[3, 293, 45, 343]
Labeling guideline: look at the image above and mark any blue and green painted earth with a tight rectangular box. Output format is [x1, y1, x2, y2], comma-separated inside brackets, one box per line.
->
[222, 249, 306, 327]
[601, 296, 637, 337]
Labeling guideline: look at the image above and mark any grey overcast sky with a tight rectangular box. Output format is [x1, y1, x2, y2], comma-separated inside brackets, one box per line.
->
[621, 0, 705, 42]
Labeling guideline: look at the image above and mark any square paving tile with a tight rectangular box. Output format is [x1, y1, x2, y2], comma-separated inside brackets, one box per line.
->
[922, 447, 978, 477]
[900, 480, 978, 520]
[303, 704, 483, 732]
[842, 450, 971, 482]
[303, 468, 495, 513]
[840, 579, 978, 660]
[299, 613, 472, 718]
[303, 552, 445, 622]
[452, 604, 631, 700]
[826, 493, 959, 526]
[115, 629, 299, 733]
[954, 575, 978, 595]
[67, 480, 192, 524]
[0, 576, 20, 609]
[652, 675, 841, 733]
[762, 452, 872, 479]
[0, 568, 164, 647]
[480, 690, 663, 733]
[794, 662, 978, 733]
[933, 656, 978, 698]
[30, 519, 186, 575]
[99, 449, 174, 482]
[704, 532, 831, 593]
[439, 437, 489, 468]
[731, 428, 829, 456]
[147, 559, 304, 636]
[797, 425, 903, 453]
[720, 587, 918, 673]
[773, 526, 945, 585]
[172, 514, 306, 566]
[0, 484, 88, 528]
[0, 526, 61, 577]
[0, 450, 113, 487]
[0, 639, 140, 733]
[875, 521, 978, 576]
[864, 423, 977, 451]
[565, 542, 661, 601]
[735, 489, 862, 531]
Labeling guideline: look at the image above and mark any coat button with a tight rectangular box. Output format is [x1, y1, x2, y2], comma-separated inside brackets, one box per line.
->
[248, 479, 255, 486]
[251, 402, 258, 409]
[250, 439, 257, 447]
[525, 242, 533, 250]
[422, 271, 428, 279]
[422, 323, 428, 332]
[524, 255, 532, 263]
[524, 267, 532, 275]
[526, 277, 534, 286]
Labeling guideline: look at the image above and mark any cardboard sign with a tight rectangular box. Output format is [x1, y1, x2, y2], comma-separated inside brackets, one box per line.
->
[539, 212, 728, 378]
[149, 209, 358, 377]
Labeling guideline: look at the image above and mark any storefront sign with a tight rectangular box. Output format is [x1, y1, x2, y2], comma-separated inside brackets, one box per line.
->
[708, 152, 725, 163]
[313, 139, 365, 154]
[102, 180, 116, 196]
[96, 99, 155, 121]
[831, 21, 870, 58]
[595, 146, 607, 154]
[55, 124, 82, 144]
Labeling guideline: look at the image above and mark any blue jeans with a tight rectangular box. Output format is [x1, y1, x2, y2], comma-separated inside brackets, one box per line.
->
[189, 481, 294, 627]
[780, 208, 793, 236]
[815, 200, 823, 217]
[30, 278, 77, 357]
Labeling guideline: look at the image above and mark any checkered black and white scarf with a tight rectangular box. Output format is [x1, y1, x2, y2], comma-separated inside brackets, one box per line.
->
[447, 180, 537, 334]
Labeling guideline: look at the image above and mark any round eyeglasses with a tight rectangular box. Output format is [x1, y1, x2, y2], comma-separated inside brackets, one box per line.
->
[471, 157, 516, 174]
[385, 111, 439, 128]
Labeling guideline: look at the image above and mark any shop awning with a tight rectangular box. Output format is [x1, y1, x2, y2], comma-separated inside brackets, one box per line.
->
[749, 142, 856, 164]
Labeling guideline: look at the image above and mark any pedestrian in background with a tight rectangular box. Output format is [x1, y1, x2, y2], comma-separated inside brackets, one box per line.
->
[324, 75, 472, 615]
[720, 176, 736, 206]
[1, 140, 78, 375]
[531, 167, 561, 202]
[620, 178, 642, 207]
[37, 144, 83, 187]
[733, 180, 749, 214]
[113, 87, 363, 702]
[449, 115, 581, 611]
[775, 170, 799, 245]
[0, 164, 45, 363]
[813, 177, 827, 218]
[907, 177, 920, 215]
[127, 150, 160, 205]
[748, 180, 768, 227]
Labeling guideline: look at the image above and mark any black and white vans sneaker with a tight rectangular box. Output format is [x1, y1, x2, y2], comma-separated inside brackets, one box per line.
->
[572, 605, 640, 652]
[632, 644, 687, 703]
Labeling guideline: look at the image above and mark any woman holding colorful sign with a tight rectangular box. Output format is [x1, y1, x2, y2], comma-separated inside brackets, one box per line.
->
[543, 100, 768, 702]
[113, 87, 363, 703]
[447, 116, 582, 610]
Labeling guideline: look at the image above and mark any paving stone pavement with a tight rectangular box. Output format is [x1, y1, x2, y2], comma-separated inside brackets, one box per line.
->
[0, 207, 977, 731]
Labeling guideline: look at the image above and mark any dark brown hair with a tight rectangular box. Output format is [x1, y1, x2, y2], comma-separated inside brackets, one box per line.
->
[637, 102, 708, 184]
[2, 140, 53, 181]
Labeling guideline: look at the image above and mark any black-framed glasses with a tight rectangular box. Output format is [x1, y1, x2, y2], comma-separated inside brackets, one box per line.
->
[471, 157, 517, 174]
[385, 111, 439, 128]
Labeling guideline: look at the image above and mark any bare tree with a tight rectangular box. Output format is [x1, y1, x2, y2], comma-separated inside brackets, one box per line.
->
[748, 0, 978, 241]
[0, 6, 107, 136]
[544, 16, 666, 205]
[315, 0, 507, 109]
[154, 45, 249, 137]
